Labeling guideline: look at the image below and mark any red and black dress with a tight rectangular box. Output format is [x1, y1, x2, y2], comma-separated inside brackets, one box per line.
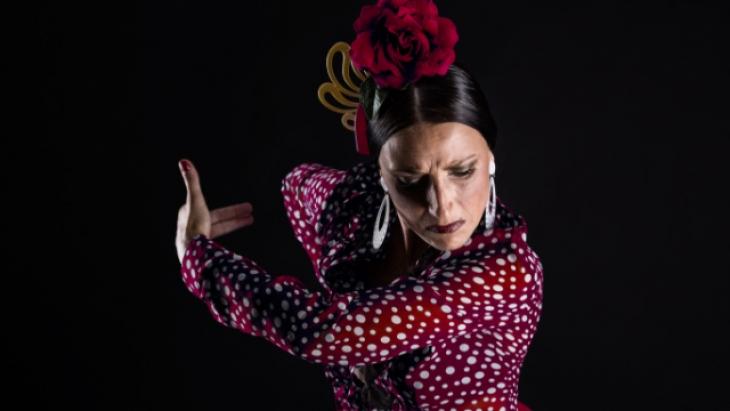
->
[180, 160, 544, 411]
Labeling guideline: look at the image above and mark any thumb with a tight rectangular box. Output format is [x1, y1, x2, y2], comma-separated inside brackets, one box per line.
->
[179, 159, 205, 207]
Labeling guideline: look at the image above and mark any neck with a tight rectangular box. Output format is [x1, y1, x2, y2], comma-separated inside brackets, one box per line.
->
[392, 213, 433, 271]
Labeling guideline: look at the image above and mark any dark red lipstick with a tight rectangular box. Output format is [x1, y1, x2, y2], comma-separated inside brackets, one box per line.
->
[427, 219, 465, 234]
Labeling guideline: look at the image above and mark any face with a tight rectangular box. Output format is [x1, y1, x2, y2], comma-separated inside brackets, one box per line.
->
[378, 121, 494, 252]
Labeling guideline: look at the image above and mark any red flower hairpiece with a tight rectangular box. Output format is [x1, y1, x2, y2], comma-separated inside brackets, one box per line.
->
[349, 0, 459, 90]
[316, 1, 459, 156]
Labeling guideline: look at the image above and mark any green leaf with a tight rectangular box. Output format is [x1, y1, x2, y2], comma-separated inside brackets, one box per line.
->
[373, 88, 389, 119]
[359, 76, 393, 120]
[359, 77, 377, 119]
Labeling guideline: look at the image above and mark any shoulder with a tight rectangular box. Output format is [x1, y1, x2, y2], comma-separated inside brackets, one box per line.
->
[281, 162, 347, 190]
[280, 160, 379, 206]
[424, 208, 542, 310]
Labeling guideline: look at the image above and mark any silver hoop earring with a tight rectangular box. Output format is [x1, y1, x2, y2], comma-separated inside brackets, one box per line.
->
[485, 160, 497, 230]
[373, 177, 390, 250]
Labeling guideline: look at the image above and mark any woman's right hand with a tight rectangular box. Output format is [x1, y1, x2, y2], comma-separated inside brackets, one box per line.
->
[175, 158, 255, 264]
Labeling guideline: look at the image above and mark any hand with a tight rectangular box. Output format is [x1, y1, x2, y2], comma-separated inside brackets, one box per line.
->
[175, 158, 255, 264]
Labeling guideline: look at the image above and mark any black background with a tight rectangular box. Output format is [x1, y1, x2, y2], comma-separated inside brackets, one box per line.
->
[13, 1, 729, 410]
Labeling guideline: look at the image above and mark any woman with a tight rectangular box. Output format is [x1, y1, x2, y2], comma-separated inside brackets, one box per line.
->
[175, 1, 542, 410]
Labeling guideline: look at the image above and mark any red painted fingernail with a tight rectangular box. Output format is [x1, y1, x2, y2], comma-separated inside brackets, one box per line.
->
[180, 160, 190, 172]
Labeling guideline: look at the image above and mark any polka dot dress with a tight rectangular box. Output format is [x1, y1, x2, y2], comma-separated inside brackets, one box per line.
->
[181, 160, 544, 411]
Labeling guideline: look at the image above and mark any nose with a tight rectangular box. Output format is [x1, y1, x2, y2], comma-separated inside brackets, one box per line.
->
[426, 176, 452, 222]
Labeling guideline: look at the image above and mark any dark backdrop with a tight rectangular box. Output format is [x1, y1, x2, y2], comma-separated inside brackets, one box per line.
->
[13, 1, 728, 410]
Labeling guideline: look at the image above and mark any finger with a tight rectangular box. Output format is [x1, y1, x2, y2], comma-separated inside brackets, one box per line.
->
[210, 202, 253, 225]
[210, 215, 254, 239]
[179, 159, 206, 208]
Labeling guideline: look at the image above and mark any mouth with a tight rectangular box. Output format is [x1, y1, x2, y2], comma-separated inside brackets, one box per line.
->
[427, 219, 465, 234]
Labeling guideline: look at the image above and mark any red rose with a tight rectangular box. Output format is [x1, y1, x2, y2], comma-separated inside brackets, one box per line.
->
[349, 0, 459, 89]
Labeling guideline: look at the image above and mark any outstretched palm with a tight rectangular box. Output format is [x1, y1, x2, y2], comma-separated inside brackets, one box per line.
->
[175, 159, 254, 264]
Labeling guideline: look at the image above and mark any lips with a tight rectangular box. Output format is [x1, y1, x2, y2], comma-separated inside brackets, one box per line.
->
[427, 219, 465, 234]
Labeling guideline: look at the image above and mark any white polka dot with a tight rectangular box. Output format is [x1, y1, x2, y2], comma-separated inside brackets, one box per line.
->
[312, 349, 321, 357]
[391, 315, 402, 324]
[413, 381, 423, 389]
[440, 305, 452, 314]
[525, 274, 532, 282]
[325, 333, 335, 342]
[342, 345, 352, 353]
[356, 314, 366, 323]
[397, 332, 407, 340]
[420, 370, 429, 379]
[367, 344, 377, 351]
[459, 343, 469, 352]
[445, 366, 455, 375]
[496, 258, 506, 266]
[354, 327, 364, 336]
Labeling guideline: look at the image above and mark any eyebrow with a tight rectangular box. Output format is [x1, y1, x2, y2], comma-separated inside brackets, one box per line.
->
[392, 154, 478, 174]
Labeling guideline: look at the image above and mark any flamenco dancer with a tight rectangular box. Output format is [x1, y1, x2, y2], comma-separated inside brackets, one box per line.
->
[175, 1, 543, 410]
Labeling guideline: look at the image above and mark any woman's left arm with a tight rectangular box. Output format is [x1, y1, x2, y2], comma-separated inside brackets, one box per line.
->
[181, 228, 543, 368]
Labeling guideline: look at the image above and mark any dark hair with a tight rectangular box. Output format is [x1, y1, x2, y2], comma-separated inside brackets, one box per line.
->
[365, 61, 498, 159]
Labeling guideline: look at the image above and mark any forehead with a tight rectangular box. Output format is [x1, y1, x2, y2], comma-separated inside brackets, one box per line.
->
[379, 122, 488, 169]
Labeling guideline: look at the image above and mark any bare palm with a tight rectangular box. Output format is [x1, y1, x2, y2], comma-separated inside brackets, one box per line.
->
[175, 158, 255, 263]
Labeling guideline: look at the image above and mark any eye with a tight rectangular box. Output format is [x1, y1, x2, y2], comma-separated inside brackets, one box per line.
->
[396, 168, 475, 188]
[453, 168, 476, 178]
[396, 178, 418, 188]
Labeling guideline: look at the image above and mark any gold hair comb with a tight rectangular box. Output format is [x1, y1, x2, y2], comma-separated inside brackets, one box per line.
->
[317, 41, 367, 132]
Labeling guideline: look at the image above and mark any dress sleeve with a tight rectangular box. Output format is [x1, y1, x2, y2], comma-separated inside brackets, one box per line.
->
[180, 227, 541, 368]
[280, 163, 348, 264]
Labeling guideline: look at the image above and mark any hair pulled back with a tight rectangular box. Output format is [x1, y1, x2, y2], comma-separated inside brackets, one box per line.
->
[364, 62, 498, 159]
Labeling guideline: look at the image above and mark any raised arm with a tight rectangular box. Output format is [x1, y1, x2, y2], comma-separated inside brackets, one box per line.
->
[180, 226, 542, 368]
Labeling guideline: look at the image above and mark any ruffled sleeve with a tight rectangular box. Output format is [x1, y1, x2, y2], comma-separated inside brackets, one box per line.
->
[280, 162, 348, 267]
[180, 225, 541, 368]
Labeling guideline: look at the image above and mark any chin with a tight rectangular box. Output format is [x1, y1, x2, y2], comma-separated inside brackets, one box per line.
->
[427, 231, 472, 252]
